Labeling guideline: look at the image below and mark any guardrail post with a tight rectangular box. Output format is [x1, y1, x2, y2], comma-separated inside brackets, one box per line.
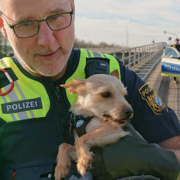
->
[138, 47, 140, 63]
[128, 49, 131, 69]
[113, 52, 116, 57]
[145, 46, 147, 59]
[134, 48, 136, 66]
[122, 51, 125, 64]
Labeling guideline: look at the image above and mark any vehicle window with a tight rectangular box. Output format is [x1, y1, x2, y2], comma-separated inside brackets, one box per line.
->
[164, 47, 179, 58]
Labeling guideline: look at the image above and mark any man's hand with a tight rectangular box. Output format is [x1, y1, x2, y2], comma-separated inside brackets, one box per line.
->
[158, 136, 180, 180]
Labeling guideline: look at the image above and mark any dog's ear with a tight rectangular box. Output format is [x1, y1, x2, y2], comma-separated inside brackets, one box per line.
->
[110, 69, 119, 79]
[60, 79, 85, 94]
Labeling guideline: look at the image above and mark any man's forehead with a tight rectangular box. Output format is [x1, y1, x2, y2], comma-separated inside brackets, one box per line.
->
[0, 0, 12, 11]
[0, 0, 71, 19]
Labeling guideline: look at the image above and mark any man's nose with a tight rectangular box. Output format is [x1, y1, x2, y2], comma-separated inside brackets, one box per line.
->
[37, 21, 55, 47]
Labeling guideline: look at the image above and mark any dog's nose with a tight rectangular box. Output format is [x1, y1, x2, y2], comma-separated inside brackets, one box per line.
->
[124, 108, 134, 118]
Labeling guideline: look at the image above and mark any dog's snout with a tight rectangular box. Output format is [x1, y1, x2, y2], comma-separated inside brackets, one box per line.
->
[124, 108, 133, 118]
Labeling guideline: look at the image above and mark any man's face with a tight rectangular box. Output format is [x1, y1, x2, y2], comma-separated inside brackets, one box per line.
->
[0, 0, 75, 79]
[175, 40, 179, 45]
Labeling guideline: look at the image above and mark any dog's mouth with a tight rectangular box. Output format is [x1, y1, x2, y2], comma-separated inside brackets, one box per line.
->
[113, 118, 129, 124]
[103, 114, 129, 124]
[117, 119, 129, 124]
[103, 114, 111, 118]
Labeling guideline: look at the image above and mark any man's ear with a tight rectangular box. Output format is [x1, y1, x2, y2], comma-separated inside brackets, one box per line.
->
[0, 17, 7, 38]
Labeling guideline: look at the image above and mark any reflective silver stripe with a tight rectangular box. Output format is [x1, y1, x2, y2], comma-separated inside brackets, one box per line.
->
[14, 81, 35, 118]
[103, 54, 107, 58]
[18, 112, 29, 120]
[2, 86, 17, 121]
[92, 51, 101, 57]
[86, 50, 102, 58]
[4, 84, 28, 120]
[0, 59, 7, 67]
[0, 63, 17, 121]
[87, 50, 92, 57]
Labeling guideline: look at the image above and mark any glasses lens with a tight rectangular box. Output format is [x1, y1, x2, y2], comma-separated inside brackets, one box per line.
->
[14, 21, 38, 38]
[47, 13, 72, 31]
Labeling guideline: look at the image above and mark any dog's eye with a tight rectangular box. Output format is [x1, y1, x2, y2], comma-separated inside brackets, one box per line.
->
[101, 92, 111, 98]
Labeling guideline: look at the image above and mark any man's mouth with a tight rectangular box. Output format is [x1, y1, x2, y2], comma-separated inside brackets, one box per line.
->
[40, 49, 58, 56]
[42, 52, 55, 56]
[36, 47, 61, 59]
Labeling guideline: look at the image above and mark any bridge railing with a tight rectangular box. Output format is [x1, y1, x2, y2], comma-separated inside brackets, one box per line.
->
[108, 42, 164, 69]
[86, 42, 164, 69]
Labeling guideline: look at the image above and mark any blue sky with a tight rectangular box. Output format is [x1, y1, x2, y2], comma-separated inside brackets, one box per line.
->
[74, 0, 180, 47]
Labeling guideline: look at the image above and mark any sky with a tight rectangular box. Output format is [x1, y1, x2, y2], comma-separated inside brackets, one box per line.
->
[74, 0, 180, 47]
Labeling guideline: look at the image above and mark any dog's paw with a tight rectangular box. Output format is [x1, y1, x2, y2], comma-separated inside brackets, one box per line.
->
[77, 162, 87, 177]
[77, 153, 93, 176]
[54, 165, 69, 180]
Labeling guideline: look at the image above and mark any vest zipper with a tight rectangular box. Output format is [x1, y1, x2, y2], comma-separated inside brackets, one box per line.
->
[51, 83, 69, 143]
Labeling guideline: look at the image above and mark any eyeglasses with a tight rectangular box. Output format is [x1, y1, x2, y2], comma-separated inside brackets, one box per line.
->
[0, 10, 73, 38]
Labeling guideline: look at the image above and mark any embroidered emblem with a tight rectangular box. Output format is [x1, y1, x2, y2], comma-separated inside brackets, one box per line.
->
[76, 120, 84, 128]
[139, 84, 167, 115]
[154, 96, 162, 106]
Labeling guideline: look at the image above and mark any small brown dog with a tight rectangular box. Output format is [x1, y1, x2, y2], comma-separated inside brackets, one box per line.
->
[54, 69, 133, 180]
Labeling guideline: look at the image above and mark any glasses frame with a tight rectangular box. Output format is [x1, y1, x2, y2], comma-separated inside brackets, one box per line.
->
[0, 10, 74, 38]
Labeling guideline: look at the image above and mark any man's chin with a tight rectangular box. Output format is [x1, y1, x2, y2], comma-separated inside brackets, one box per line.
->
[36, 70, 60, 78]
[22, 65, 59, 78]
[37, 65, 67, 80]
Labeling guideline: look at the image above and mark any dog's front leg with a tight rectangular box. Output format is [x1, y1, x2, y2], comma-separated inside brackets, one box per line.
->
[76, 123, 126, 176]
[54, 143, 77, 180]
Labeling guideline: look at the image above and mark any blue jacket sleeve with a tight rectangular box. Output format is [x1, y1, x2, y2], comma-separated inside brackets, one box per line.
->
[118, 60, 180, 143]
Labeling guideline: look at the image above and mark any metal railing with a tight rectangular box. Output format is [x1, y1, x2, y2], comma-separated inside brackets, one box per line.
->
[107, 42, 164, 69]
[86, 42, 165, 69]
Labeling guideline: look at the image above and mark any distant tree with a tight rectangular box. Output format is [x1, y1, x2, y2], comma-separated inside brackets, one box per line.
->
[74, 37, 123, 49]
[0, 33, 13, 57]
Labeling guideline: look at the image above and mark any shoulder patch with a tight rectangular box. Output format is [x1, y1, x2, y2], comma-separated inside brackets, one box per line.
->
[139, 84, 168, 115]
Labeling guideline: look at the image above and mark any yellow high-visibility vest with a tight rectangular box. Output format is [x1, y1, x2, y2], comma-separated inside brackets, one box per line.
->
[0, 49, 121, 122]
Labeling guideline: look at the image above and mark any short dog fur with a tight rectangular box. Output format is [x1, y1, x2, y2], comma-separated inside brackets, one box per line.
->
[54, 69, 134, 180]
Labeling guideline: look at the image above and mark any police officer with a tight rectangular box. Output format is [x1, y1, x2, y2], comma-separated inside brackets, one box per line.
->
[172, 38, 180, 83]
[0, 0, 180, 180]
[173, 38, 180, 52]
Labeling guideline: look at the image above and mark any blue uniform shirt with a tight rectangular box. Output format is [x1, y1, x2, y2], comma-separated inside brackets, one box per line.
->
[119, 60, 180, 143]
